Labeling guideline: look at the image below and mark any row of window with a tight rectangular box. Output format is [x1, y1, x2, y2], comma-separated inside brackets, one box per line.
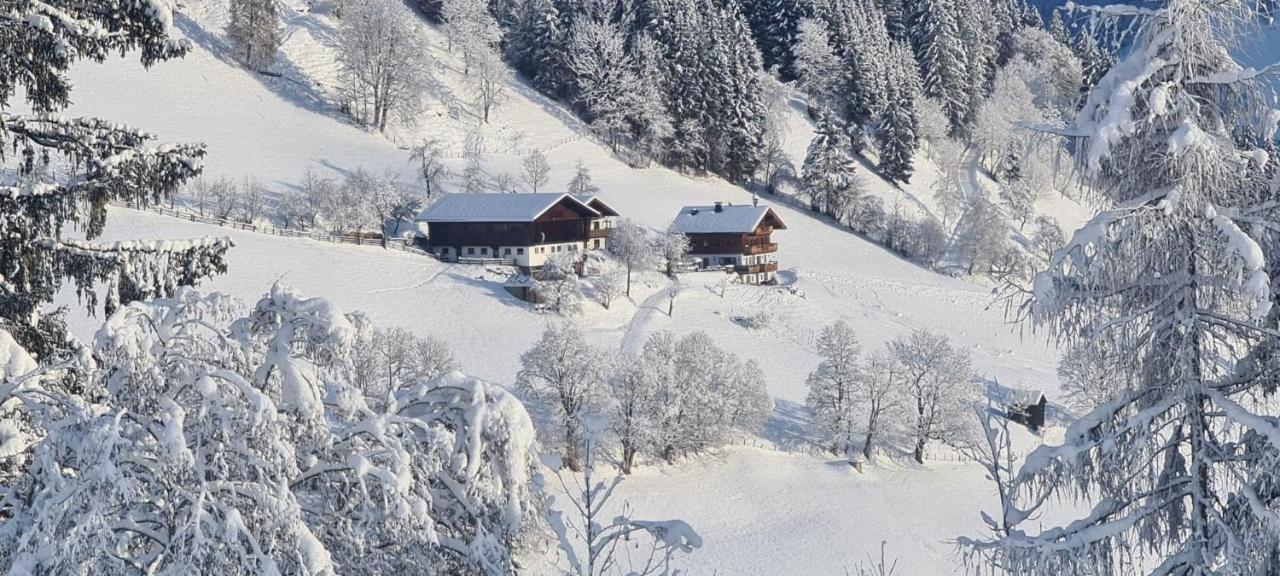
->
[439, 240, 603, 258]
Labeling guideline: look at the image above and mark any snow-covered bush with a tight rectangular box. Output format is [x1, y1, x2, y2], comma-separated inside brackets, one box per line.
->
[0, 287, 538, 574]
[535, 253, 585, 315]
[640, 331, 773, 464]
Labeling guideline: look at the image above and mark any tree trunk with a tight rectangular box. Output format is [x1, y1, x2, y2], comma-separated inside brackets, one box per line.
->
[625, 265, 632, 297]
[913, 438, 926, 464]
[564, 418, 583, 472]
[622, 445, 635, 475]
[862, 431, 875, 461]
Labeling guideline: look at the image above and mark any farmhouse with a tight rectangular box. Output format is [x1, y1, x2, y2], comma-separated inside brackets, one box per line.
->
[416, 193, 618, 269]
[671, 201, 786, 285]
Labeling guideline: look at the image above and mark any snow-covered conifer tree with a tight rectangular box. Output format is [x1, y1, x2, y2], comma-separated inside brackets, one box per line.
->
[962, 2, 1280, 572]
[876, 41, 921, 184]
[792, 18, 844, 113]
[227, 0, 282, 71]
[910, 0, 971, 133]
[566, 19, 638, 150]
[0, 0, 230, 359]
[801, 111, 863, 220]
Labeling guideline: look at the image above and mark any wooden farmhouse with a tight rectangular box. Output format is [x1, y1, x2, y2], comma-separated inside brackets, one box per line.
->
[416, 193, 618, 270]
[670, 201, 786, 285]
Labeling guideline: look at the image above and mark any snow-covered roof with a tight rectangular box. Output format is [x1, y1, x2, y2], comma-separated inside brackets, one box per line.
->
[1002, 388, 1046, 406]
[573, 194, 620, 217]
[417, 193, 598, 223]
[669, 203, 786, 235]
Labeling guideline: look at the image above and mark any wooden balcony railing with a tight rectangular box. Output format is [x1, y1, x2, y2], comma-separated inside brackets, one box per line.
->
[588, 227, 611, 239]
[742, 243, 777, 255]
[735, 262, 779, 275]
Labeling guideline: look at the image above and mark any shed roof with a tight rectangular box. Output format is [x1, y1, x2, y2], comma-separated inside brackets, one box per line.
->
[670, 204, 787, 235]
[1002, 388, 1046, 406]
[417, 193, 598, 223]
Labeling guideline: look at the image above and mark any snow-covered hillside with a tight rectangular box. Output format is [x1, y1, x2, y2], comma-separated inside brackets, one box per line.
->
[52, 1, 1090, 573]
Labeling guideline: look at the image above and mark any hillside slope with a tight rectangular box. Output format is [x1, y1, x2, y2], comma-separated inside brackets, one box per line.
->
[55, 1, 1086, 573]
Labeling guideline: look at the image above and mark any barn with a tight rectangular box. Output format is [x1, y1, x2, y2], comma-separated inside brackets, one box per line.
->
[1003, 389, 1047, 431]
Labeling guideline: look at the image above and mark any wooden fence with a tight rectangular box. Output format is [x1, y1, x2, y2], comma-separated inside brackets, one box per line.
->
[111, 201, 436, 259]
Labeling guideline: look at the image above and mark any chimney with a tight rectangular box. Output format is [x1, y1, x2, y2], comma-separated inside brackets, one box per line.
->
[714, 202, 723, 213]
[752, 193, 759, 207]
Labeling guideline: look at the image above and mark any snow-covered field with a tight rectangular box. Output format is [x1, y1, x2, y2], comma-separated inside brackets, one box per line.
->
[54, 1, 1092, 573]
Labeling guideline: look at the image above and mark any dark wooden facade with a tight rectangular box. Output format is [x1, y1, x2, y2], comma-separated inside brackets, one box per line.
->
[687, 228, 779, 256]
[426, 199, 596, 251]
[1006, 395, 1047, 431]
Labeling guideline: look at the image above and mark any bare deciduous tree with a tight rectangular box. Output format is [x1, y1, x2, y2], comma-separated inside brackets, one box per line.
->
[409, 139, 449, 201]
[337, 0, 430, 132]
[889, 330, 974, 463]
[522, 149, 552, 192]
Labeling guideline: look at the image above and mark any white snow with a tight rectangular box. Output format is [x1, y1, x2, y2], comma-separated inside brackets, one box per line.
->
[669, 204, 779, 235]
[48, 1, 1093, 573]
[419, 192, 597, 222]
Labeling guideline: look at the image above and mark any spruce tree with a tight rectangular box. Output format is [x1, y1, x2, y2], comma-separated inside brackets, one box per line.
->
[913, 0, 970, 133]
[962, 2, 1280, 573]
[1, 1, 230, 359]
[801, 111, 860, 219]
[876, 43, 920, 184]
[227, 0, 282, 71]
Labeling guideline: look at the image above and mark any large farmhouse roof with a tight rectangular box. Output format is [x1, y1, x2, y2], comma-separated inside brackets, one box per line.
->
[417, 193, 598, 223]
[670, 203, 787, 235]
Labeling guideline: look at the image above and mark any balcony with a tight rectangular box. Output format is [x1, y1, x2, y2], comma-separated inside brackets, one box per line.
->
[735, 262, 779, 275]
[742, 242, 777, 255]
[588, 227, 611, 239]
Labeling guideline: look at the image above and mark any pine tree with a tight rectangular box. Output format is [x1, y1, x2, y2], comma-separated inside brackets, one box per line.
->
[227, 0, 282, 71]
[508, 0, 572, 97]
[912, 0, 970, 133]
[1074, 30, 1115, 94]
[0, 2, 229, 359]
[876, 42, 920, 184]
[1047, 10, 1069, 46]
[962, 2, 1280, 573]
[801, 111, 861, 219]
[742, 0, 810, 79]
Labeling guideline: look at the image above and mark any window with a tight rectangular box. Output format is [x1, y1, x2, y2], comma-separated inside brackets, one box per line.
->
[593, 221, 600, 230]
[593, 240, 600, 249]
[467, 247, 475, 255]
[481, 247, 489, 256]
[504, 248, 512, 256]
[569, 245, 577, 252]
[517, 248, 525, 255]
